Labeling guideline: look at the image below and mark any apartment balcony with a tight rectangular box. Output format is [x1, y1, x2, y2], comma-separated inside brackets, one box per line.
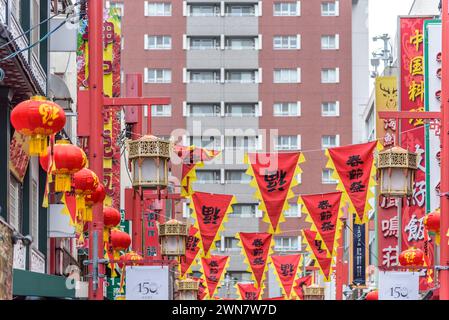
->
[187, 49, 258, 69]
[0, 1, 47, 102]
[187, 16, 258, 35]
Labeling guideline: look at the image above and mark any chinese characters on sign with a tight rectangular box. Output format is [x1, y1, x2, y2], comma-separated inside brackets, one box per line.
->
[351, 214, 367, 286]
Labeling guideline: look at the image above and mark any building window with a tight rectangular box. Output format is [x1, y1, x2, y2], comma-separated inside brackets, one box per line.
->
[145, 68, 171, 83]
[225, 4, 256, 16]
[190, 37, 220, 50]
[321, 68, 339, 83]
[225, 37, 256, 50]
[151, 104, 172, 117]
[321, 1, 338, 16]
[190, 4, 220, 16]
[31, 0, 40, 58]
[147, 2, 172, 16]
[322, 168, 338, 184]
[274, 69, 300, 83]
[31, 180, 39, 250]
[273, 102, 300, 116]
[273, 36, 299, 50]
[321, 35, 339, 50]
[275, 237, 300, 251]
[225, 136, 258, 151]
[146, 35, 171, 50]
[188, 103, 221, 117]
[196, 170, 221, 184]
[321, 135, 339, 148]
[225, 70, 257, 83]
[273, 2, 299, 16]
[225, 103, 257, 117]
[108, 1, 124, 16]
[321, 101, 339, 116]
[225, 170, 251, 184]
[227, 271, 252, 282]
[9, 175, 21, 231]
[284, 204, 300, 217]
[276, 135, 299, 151]
[231, 204, 257, 217]
[190, 136, 222, 150]
[189, 70, 221, 83]
[224, 237, 240, 252]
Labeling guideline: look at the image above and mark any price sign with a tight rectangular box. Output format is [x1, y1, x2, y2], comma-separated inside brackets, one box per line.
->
[378, 271, 419, 300]
[125, 266, 170, 300]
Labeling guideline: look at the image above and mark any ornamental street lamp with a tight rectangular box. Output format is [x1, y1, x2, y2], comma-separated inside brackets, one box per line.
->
[127, 135, 171, 190]
[159, 219, 188, 259]
[303, 284, 325, 300]
[377, 146, 418, 197]
[177, 278, 199, 300]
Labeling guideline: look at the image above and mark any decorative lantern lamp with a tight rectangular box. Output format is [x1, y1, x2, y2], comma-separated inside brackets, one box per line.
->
[365, 290, 379, 301]
[303, 284, 325, 300]
[10, 96, 66, 156]
[118, 251, 143, 269]
[399, 247, 425, 268]
[177, 278, 199, 300]
[159, 219, 188, 258]
[377, 146, 418, 197]
[40, 140, 87, 192]
[85, 183, 106, 209]
[127, 135, 170, 190]
[103, 207, 122, 241]
[424, 210, 440, 233]
[73, 168, 99, 222]
[110, 229, 132, 252]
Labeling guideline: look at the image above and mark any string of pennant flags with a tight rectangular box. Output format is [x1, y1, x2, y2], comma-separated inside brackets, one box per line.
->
[178, 140, 381, 300]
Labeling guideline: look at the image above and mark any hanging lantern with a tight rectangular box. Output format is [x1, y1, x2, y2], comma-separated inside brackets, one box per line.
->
[103, 206, 121, 242]
[365, 290, 378, 300]
[399, 247, 425, 268]
[73, 168, 99, 222]
[85, 183, 106, 216]
[118, 251, 143, 269]
[424, 210, 440, 233]
[10, 96, 66, 156]
[159, 219, 188, 259]
[177, 278, 199, 300]
[127, 135, 170, 190]
[39, 140, 87, 192]
[111, 229, 132, 251]
[377, 146, 417, 197]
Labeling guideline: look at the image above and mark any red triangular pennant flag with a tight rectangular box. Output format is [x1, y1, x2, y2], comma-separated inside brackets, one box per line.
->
[246, 152, 302, 233]
[300, 192, 342, 257]
[238, 232, 273, 288]
[303, 229, 332, 281]
[236, 283, 261, 300]
[326, 141, 377, 223]
[191, 191, 235, 257]
[201, 255, 229, 298]
[180, 226, 201, 278]
[192, 276, 207, 300]
[64, 192, 77, 224]
[271, 254, 301, 299]
[293, 275, 312, 300]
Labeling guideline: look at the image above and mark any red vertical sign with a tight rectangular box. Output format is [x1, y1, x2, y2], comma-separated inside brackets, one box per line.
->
[399, 17, 434, 290]
[143, 197, 161, 258]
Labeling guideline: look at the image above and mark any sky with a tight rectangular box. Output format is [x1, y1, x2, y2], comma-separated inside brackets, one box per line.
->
[369, 0, 415, 72]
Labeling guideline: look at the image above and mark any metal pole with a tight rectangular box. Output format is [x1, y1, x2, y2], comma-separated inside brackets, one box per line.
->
[87, 0, 105, 300]
[440, 0, 449, 300]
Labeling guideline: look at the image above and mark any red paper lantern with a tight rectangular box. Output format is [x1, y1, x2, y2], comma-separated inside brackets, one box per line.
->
[39, 140, 87, 192]
[73, 168, 99, 222]
[104, 207, 121, 228]
[399, 247, 425, 267]
[365, 290, 378, 300]
[118, 251, 143, 268]
[424, 211, 440, 233]
[110, 229, 131, 251]
[85, 183, 106, 207]
[10, 96, 66, 156]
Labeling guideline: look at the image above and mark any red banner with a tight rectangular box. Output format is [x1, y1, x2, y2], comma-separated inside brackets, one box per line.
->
[236, 283, 261, 300]
[300, 192, 343, 257]
[174, 145, 221, 197]
[245, 152, 304, 233]
[237, 232, 273, 289]
[200, 255, 229, 298]
[302, 229, 332, 281]
[180, 226, 201, 278]
[271, 254, 301, 299]
[190, 191, 235, 257]
[399, 17, 434, 290]
[325, 141, 377, 224]
[293, 275, 312, 300]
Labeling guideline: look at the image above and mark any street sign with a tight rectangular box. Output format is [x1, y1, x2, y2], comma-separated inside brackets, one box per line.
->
[125, 266, 170, 300]
[378, 271, 420, 300]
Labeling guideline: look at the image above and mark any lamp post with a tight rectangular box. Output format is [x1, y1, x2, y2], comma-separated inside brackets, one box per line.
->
[177, 278, 200, 300]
